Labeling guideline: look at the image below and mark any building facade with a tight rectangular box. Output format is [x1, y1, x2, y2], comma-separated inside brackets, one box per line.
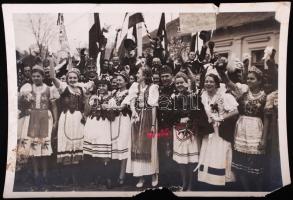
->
[143, 12, 280, 68]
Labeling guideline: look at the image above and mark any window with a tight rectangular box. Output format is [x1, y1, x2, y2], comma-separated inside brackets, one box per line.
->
[251, 49, 265, 69]
[217, 52, 229, 59]
[176, 25, 181, 33]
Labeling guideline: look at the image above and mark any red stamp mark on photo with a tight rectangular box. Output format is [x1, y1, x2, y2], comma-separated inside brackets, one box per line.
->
[147, 128, 170, 138]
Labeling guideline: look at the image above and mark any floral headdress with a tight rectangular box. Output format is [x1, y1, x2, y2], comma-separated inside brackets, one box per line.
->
[248, 65, 263, 77]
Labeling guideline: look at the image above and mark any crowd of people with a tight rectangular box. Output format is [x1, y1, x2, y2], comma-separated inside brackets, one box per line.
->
[15, 31, 281, 192]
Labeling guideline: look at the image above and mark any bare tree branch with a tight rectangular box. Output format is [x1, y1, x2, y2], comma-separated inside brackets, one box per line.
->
[26, 14, 56, 59]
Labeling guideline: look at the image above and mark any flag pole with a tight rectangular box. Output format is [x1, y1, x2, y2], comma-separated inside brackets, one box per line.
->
[137, 22, 143, 57]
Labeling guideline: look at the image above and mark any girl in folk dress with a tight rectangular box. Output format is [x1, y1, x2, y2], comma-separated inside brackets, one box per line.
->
[230, 67, 267, 191]
[17, 65, 58, 189]
[109, 71, 132, 185]
[197, 74, 239, 186]
[171, 72, 201, 191]
[126, 66, 159, 188]
[83, 78, 114, 188]
[51, 68, 85, 186]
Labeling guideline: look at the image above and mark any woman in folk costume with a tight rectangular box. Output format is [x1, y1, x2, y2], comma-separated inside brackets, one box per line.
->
[17, 65, 58, 189]
[170, 72, 201, 191]
[126, 66, 159, 188]
[230, 67, 267, 191]
[51, 67, 85, 187]
[196, 73, 239, 186]
[217, 59, 269, 190]
[83, 77, 115, 188]
[109, 71, 132, 185]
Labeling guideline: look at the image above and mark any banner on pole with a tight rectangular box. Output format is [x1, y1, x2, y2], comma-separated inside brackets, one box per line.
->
[179, 13, 216, 33]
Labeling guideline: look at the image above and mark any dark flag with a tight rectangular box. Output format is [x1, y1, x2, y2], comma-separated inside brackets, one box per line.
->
[89, 13, 102, 60]
[157, 13, 168, 52]
[128, 13, 144, 29]
[153, 13, 168, 63]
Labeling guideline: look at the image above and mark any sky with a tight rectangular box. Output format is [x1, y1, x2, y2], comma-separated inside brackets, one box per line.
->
[13, 13, 179, 54]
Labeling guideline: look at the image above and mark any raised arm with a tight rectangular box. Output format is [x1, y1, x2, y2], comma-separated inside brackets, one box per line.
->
[48, 56, 61, 89]
[50, 100, 58, 129]
[216, 66, 240, 94]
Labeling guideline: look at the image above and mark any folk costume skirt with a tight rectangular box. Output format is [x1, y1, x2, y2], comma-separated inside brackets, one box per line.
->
[197, 127, 234, 186]
[126, 109, 159, 177]
[172, 123, 199, 164]
[84, 117, 112, 158]
[17, 110, 53, 170]
[111, 114, 131, 160]
[232, 116, 265, 175]
[57, 110, 84, 165]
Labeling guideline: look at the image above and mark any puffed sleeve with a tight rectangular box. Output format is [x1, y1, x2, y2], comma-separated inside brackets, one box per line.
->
[76, 81, 95, 94]
[232, 83, 249, 100]
[49, 85, 60, 100]
[126, 82, 139, 104]
[147, 84, 159, 107]
[121, 90, 130, 106]
[264, 91, 277, 114]
[19, 83, 32, 96]
[57, 81, 67, 94]
[223, 93, 239, 112]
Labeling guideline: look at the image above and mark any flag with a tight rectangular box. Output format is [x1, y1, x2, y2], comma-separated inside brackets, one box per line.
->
[57, 13, 64, 26]
[190, 33, 198, 52]
[127, 13, 144, 57]
[157, 13, 168, 51]
[89, 13, 102, 60]
[56, 13, 70, 75]
[57, 13, 70, 52]
[128, 13, 144, 29]
[109, 28, 121, 60]
[116, 13, 144, 60]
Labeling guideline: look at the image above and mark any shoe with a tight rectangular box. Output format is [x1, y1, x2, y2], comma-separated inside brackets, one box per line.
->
[106, 178, 112, 189]
[182, 185, 188, 191]
[151, 174, 158, 187]
[136, 178, 145, 188]
[34, 176, 42, 191]
[117, 177, 125, 185]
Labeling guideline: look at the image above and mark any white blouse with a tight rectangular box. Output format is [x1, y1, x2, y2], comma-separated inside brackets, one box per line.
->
[127, 82, 159, 107]
[20, 83, 59, 101]
[19, 83, 60, 109]
[201, 89, 238, 119]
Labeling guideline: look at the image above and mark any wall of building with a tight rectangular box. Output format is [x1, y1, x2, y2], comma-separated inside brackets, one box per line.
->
[212, 19, 280, 63]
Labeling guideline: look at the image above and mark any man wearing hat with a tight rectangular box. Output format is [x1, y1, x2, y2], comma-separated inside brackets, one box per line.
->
[182, 51, 205, 75]
[120, 38, 139, 76]
[110, 56, 124, 76]
[151, 57, 162, 74]
[182, 31, 211, 75]
[157, 65, 178, 187]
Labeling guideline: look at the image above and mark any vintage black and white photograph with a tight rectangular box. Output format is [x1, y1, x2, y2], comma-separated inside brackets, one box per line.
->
[2, 3, 291, 197]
